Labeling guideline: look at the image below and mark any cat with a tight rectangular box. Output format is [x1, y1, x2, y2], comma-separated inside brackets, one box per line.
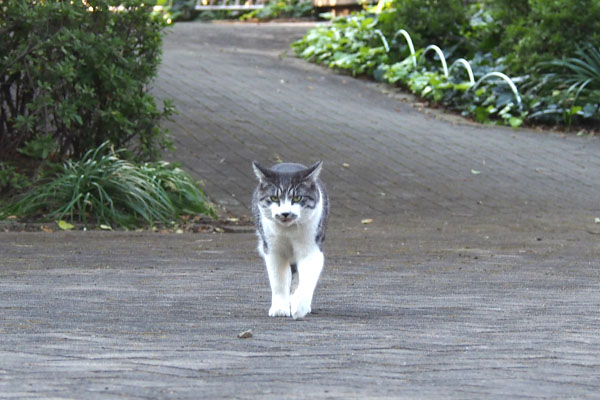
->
[252, 161, 329, 319]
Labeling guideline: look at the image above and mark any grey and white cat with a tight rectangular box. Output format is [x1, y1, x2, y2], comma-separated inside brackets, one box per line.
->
[252, 161, 329, 319]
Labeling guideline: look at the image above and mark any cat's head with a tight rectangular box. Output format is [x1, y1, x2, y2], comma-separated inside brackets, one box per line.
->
[252, 161, 323, 226]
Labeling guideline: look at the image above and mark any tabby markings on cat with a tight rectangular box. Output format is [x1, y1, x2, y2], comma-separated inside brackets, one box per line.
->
[251, 161, 329, 319]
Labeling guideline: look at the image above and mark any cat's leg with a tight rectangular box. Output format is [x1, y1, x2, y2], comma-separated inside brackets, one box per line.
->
[264, 253, 292, 317]
[290, 249, 324, 319]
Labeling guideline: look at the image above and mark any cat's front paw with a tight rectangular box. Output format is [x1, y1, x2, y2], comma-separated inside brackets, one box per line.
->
[290, 295, 311, 320]
[268, 301, 291, 317]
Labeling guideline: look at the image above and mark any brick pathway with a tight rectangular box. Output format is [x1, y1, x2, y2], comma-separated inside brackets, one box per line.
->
[154, 22, 600, 222]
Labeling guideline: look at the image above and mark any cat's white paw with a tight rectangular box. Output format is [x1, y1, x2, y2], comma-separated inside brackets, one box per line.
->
[268, 301, 291, 317]
[291, 295, 311, 320]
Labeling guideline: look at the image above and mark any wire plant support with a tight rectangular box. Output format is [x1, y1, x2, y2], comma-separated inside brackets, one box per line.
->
[470, 72, 523, 109]
[373, 29, 389, 53]
[381, 28, 522, 109]
[449, 58, 475, 85]
[392, 29, 417, 67]
[420, 45, 449, 78]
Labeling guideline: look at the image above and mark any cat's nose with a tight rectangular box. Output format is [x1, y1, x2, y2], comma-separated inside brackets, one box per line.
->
[277, 212, 295, 222]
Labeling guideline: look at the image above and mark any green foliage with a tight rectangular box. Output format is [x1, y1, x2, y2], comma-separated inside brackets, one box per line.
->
[0, 163, 30, 196]
[293, 1, 600, 129]
[155, 0, 199, 22]
[481, 0, 600, 73]
[526, 44, 600, 126]
[241, 0, 314, 21]
[381, 53, 524, 126]
[292, 14, 389, 76]
[1, 142, 215, 228]
[293, 13, 525, 127]
[378, 0, 468, 51]
[18, 134, 57, 160]
[470, 0, 530, 55]
[538, 45, 600, 100]
[0, 0, 173, 162]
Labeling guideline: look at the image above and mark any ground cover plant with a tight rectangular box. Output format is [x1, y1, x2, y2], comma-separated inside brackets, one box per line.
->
[524, 44, 600, 126]
[293, 0, 600, 130]
[293, 15, 390, 76]
[240, 0, 314, 21]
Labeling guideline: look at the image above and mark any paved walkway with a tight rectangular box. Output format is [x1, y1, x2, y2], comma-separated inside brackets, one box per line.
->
[1, 22, 600, 399]
[155, 22, 599, 221]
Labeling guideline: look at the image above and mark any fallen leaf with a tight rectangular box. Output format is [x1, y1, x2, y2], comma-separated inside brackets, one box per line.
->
[57, 220, 74, 230]
[40, 225, 54, 233]
[99, 224, 112, 231]
[227, 217, 239, 223]
[238, 329, 253, 339]
[361, 218, 373, 224]
[471, 169, 481, 175]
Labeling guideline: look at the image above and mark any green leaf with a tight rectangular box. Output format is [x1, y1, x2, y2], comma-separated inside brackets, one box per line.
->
[474, 106, 490, 123]
[509, 116, 523, 129]
[453, 82, 473, 91]
[57, 220, 75, 230]
[569, 105, 583, 115]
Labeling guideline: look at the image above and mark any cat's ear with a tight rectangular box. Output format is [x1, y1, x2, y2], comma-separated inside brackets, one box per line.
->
[303, 161, 323, 181]
[252, 161, 273, 183]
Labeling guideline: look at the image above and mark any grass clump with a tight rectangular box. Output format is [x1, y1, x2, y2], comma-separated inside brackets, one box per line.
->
[1, 142, 214, 229]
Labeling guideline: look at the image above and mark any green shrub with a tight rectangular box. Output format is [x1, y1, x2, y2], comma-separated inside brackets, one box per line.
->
[460, 0, 528, 57]
[483, 0, 600, 73]
[0, 162, 30, 196]
[379, 0, 469, 51]
[1, 142, 215, 228]
[155, 0, 199, 22]
[241, 0, 314, 21]
[0, 0, 173, 162]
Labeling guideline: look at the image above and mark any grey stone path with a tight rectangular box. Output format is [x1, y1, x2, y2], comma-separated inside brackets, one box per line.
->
[2, 22, 600, 399]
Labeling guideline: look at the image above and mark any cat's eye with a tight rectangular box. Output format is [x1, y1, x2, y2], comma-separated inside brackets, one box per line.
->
[269, 195, 279, 203]
[292, 195, 302, 203]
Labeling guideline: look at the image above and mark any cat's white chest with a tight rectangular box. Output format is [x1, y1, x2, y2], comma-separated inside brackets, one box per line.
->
[261, 215, 319, 261]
